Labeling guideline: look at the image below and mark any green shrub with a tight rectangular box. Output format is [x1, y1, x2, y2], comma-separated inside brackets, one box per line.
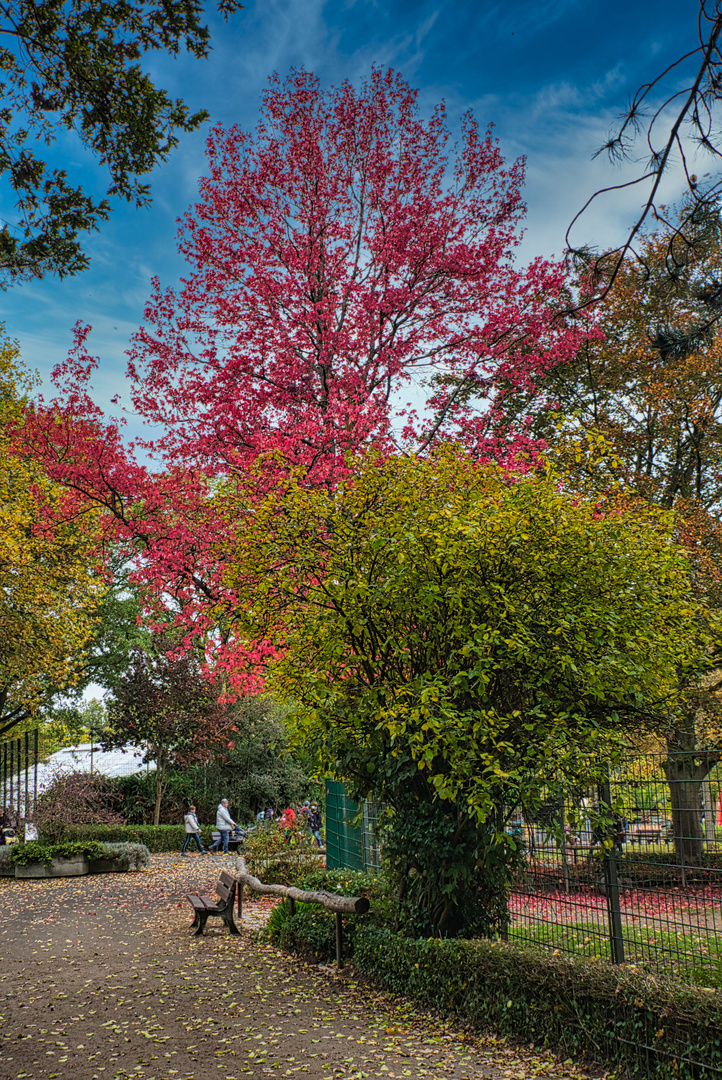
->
[65, 823, 190, 851]
[95, 842, 151, 870]
[0, 846, 14, 874]
[34, 770, 125, 843]
[263, 899, 317, 943]
[295, 867, 394, 924]
[242, 822, 323, 885]
[347, 928, 722, 1080]
[278, 908, 338, 962]
[11, 840, 105, 866]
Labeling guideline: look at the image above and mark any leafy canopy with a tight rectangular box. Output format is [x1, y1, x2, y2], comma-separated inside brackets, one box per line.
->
[222, 448, 709, 821]
[0, 332, 106, 738]
[0, 0, 242, 282]
[22, 68, 579, 679]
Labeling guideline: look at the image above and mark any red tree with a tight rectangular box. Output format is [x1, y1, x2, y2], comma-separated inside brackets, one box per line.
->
[22, 68, 581, 680]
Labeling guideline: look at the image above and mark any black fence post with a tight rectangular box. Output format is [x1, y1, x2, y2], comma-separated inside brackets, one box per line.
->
[33, 728, 38, 818]
[560, 798, 570, 895]
[600, 772, 625, 965]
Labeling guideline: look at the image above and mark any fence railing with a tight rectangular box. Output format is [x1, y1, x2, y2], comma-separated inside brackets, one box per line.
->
[508, 751, 722, 985]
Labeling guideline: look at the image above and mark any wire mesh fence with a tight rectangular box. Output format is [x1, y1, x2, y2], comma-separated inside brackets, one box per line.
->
[325, 779, 382, 872]
[1, 735, 151, 826]
[508, 751, 722, 985]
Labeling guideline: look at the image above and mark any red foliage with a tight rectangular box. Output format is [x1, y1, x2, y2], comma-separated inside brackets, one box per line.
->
[19, 68, 582, 683]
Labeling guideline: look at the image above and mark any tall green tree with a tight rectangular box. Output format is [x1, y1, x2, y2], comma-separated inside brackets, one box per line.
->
[0, 332, 107, 739]
[222, 449, 709, 933]
[0, 0, 242, 282]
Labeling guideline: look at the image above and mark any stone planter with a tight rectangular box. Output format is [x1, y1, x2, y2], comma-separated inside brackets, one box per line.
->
[15, 855, 89, 879]
[88, 858, 125, 874]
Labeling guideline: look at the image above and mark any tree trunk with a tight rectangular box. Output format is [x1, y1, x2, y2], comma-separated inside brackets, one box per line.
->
[664, 716, 704, 866]
[153, 748, 166, 826]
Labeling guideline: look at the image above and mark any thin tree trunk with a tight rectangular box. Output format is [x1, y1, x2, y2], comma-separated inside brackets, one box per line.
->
[153, 749, 166, 826]
[664, 716, 704, 866]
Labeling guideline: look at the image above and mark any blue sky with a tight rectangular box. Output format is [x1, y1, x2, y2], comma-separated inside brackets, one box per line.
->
[0, 0, 696, 433]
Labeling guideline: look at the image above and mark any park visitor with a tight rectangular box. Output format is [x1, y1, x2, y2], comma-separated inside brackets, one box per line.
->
[181, 804, 208, 856]
[309, 802, 322, 847]
[209, 798, 237, 855]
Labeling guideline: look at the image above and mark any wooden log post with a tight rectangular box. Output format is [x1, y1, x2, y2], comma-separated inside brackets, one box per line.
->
[335, 912, 344, 970]
[233, 857, 370, 914]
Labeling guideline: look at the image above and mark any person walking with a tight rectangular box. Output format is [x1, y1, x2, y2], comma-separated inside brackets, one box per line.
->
[308, 802, 322, 848]
[181, 805, 208, 856]
[209, 798, 237, 855]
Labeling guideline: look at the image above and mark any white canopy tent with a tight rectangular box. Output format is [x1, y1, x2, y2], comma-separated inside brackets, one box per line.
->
[36, 743, 153, 790]
[4, 742, 154, 821]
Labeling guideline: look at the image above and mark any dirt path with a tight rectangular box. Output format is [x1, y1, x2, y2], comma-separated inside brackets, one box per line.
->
[0, 855, 604, 1080]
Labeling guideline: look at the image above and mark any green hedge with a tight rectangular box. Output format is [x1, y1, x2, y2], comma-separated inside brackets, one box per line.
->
[65, 823, 204, 852]
[354, 929, 722, 1079]
[277, 913, 722, 1078]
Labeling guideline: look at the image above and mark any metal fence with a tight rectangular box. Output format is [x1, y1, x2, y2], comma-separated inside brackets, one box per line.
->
[508, 752, 722, 986]
[324, 780, 382, 872]
[325, 754, 722, 985]
[1, 731, 40, 829]
[1, 735, 151, 827]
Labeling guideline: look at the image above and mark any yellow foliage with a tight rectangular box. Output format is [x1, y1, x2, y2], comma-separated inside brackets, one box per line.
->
[0, 332, 107, 738]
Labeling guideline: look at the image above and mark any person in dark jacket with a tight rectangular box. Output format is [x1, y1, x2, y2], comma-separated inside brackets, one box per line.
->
[308, 803, 322, 847]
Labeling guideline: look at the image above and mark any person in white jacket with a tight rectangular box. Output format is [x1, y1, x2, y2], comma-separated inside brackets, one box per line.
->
[209, 799, 237, 855]
[181, 805, 208, 856]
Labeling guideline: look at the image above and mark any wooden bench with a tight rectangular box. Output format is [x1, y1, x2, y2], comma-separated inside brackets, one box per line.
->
[210, 830, 242, 853]
[185, 870, 240, 936]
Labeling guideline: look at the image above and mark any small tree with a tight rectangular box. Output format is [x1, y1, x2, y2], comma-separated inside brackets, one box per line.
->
[34, 769, 125, 843]
[104, 636, 236, 824]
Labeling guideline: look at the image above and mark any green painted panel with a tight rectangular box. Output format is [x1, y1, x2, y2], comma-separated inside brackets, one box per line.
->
[324, 779, 365, 871]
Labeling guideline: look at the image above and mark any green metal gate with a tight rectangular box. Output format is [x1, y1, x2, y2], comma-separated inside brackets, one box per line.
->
[324, 780, 381, 872]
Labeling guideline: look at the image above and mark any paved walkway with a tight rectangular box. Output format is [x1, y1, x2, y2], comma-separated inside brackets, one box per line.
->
[0, 854, 603, 1080]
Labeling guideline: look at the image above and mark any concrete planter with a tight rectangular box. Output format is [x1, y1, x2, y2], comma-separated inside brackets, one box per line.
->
[15, 855, 89, 879]
[88, 858, 125, 874]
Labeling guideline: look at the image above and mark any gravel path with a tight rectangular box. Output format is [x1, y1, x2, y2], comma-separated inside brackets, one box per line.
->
[0, 854, 605, 1080]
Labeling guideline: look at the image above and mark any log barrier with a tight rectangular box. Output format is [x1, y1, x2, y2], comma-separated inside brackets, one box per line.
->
[233, 856, 370, 968]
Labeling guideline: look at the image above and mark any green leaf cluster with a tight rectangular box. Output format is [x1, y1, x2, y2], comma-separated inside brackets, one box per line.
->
[0, 0, 242, 281]
[225, 448, 710, 822]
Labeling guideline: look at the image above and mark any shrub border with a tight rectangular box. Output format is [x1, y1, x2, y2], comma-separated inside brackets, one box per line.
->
[352, 929, 721, 1079]
[277, 912, 722, 1078]
[65, 823, 191, 852]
